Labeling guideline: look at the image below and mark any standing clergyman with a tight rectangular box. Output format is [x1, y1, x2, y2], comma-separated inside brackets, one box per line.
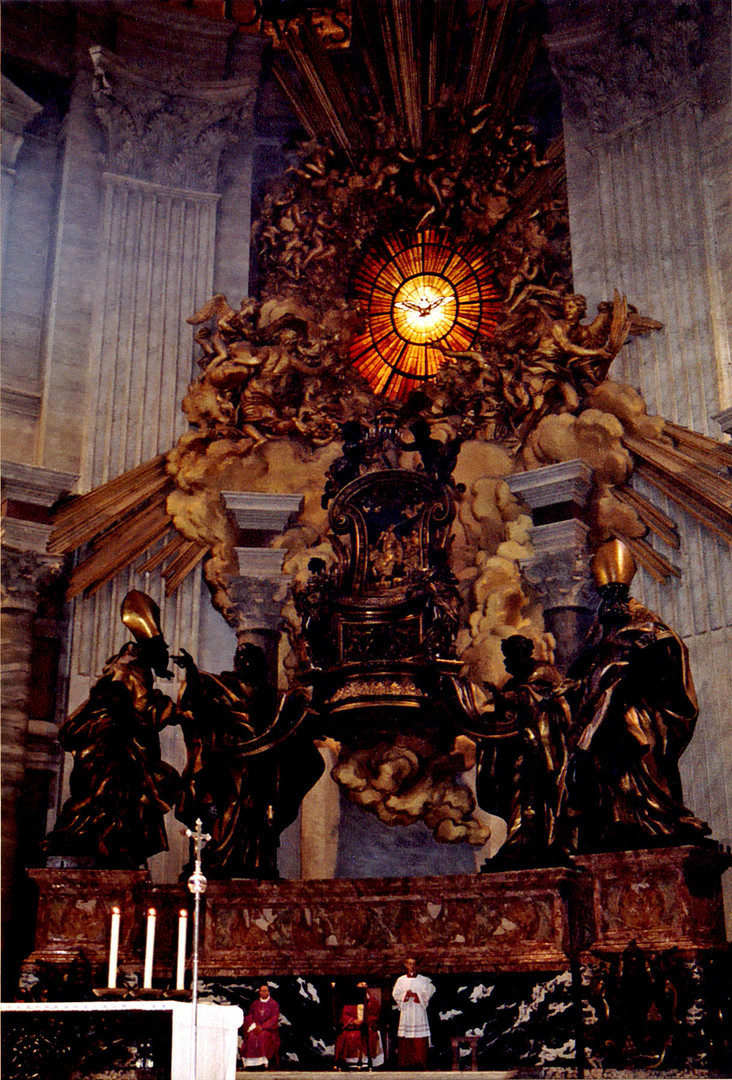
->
[392, 957, 435, 1069]
[241, 984, 280, 1069]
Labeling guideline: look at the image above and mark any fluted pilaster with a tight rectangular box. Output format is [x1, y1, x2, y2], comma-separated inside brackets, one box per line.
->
[1, 523, 65, 991]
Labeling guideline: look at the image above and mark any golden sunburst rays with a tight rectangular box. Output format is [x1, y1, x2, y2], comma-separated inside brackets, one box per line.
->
[349, 229, 501, 401]
[47, 455, 209, 600]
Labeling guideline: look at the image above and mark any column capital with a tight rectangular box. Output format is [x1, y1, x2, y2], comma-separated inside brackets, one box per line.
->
[228, 549, 288, 632]
[544, 0, 711, 140]
[0, 540, 64, 613]
[507, 461, 597, 611]
[89, 45, 259, 191]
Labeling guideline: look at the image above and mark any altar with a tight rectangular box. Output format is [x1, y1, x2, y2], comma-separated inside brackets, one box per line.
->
[15, 846, 730, 1074]
[0, 1000, 243, 1080]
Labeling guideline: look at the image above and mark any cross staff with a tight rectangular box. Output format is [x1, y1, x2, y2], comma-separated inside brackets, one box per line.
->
[185, 818, 210, 1080]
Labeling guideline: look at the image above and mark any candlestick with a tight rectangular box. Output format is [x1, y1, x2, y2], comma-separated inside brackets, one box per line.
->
[176, 908, 188, 990]
[143, 907, 156, 989]
[107, 906, 121, 989]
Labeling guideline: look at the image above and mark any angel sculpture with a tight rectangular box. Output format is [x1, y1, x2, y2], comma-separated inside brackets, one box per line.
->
[441, 289, 662, 441]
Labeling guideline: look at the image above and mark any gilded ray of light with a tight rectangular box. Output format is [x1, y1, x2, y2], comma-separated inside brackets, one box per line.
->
[350, 229, 501, 401]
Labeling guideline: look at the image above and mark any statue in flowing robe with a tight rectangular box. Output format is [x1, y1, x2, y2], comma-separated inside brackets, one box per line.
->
[174, 642, 324, 878]
[566, 540, 710, 852]
[43, 591, 181, 867]
[473, 635, 573, 867]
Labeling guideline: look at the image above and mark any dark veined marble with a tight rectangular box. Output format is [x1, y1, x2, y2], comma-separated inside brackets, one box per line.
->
[1, 1010, 171, 1080]
[200, 969, 579, 1071]
[200, 950, 732, 1075]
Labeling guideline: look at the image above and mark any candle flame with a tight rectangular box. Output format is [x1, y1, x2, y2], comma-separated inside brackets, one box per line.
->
[147, 907, 156, 916]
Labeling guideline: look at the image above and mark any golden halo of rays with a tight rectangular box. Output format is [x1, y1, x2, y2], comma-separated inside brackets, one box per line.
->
[349, 228, 501, 402]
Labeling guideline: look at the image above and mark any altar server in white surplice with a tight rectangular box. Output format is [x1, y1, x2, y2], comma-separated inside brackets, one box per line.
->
[392, 957, 435, 1069]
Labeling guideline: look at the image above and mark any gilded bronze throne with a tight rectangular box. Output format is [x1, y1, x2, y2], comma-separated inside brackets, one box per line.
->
[296, 419, 465, 745]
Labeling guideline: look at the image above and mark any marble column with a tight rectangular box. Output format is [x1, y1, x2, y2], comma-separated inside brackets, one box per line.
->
[545, 0, 732, 871]
[507, 460, 596, 670]
[222, 492, 304, 677]
[1, 519, 65, 992]
[61, 49, 258, 650]
[68, 44, 258, 678]
[221, 491, 339, 879]
[55, 35, 263, 887]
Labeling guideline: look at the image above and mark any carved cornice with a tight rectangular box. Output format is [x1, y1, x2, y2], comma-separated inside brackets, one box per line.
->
[0, 387, 42, 422]
[1, 460, 77, 508]
[1, 74, 42, 172]
[508, 460, 593, 512]
[545, 0, 710, 139]
[89, 46, 258, 191]
[223, 492, 304, 534]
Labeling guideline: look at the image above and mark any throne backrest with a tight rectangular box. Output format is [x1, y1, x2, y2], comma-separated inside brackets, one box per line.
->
[328, 469, 455, 596]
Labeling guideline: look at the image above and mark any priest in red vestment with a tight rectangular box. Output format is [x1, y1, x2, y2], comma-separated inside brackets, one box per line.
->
[241, 984, 280, 1069]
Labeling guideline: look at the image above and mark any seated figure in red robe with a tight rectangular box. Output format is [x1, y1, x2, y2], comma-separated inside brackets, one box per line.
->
[241, 984, 280, 1069]
[334, 983, 385, 1070]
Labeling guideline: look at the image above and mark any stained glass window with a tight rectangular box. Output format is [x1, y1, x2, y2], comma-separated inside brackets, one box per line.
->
[349, 229, 501, 401]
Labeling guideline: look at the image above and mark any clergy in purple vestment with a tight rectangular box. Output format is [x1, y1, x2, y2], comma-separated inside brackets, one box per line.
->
[241, 984, 280, 1069]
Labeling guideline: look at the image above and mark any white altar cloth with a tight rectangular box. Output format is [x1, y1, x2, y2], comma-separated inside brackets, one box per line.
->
[1, 1000, 244, 1080]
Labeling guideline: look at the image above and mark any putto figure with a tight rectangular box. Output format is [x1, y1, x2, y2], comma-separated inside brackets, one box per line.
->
[43, 591, 181, 868]
[567, 540, 710, 852]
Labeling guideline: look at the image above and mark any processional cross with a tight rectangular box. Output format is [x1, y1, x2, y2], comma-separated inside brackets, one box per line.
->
[184, 818, 210, 1080]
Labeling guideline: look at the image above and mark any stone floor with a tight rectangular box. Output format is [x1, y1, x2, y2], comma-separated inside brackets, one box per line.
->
[234, 1071, 728, 1080]
[235, 1073, 518, 1079]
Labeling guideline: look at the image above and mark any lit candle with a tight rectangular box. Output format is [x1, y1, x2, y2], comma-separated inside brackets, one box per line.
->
[107, 906, 121, 989]
[175, 908, 188, 990]
[143, 907, 156, 989]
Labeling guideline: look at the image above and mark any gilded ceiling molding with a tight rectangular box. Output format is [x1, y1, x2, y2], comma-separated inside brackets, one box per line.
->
[88, 46, 258, 191]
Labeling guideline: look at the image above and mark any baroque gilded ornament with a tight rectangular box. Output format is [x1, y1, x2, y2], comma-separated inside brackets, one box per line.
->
[45, 0, 732, 855]
[51, 0, 731, 611]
